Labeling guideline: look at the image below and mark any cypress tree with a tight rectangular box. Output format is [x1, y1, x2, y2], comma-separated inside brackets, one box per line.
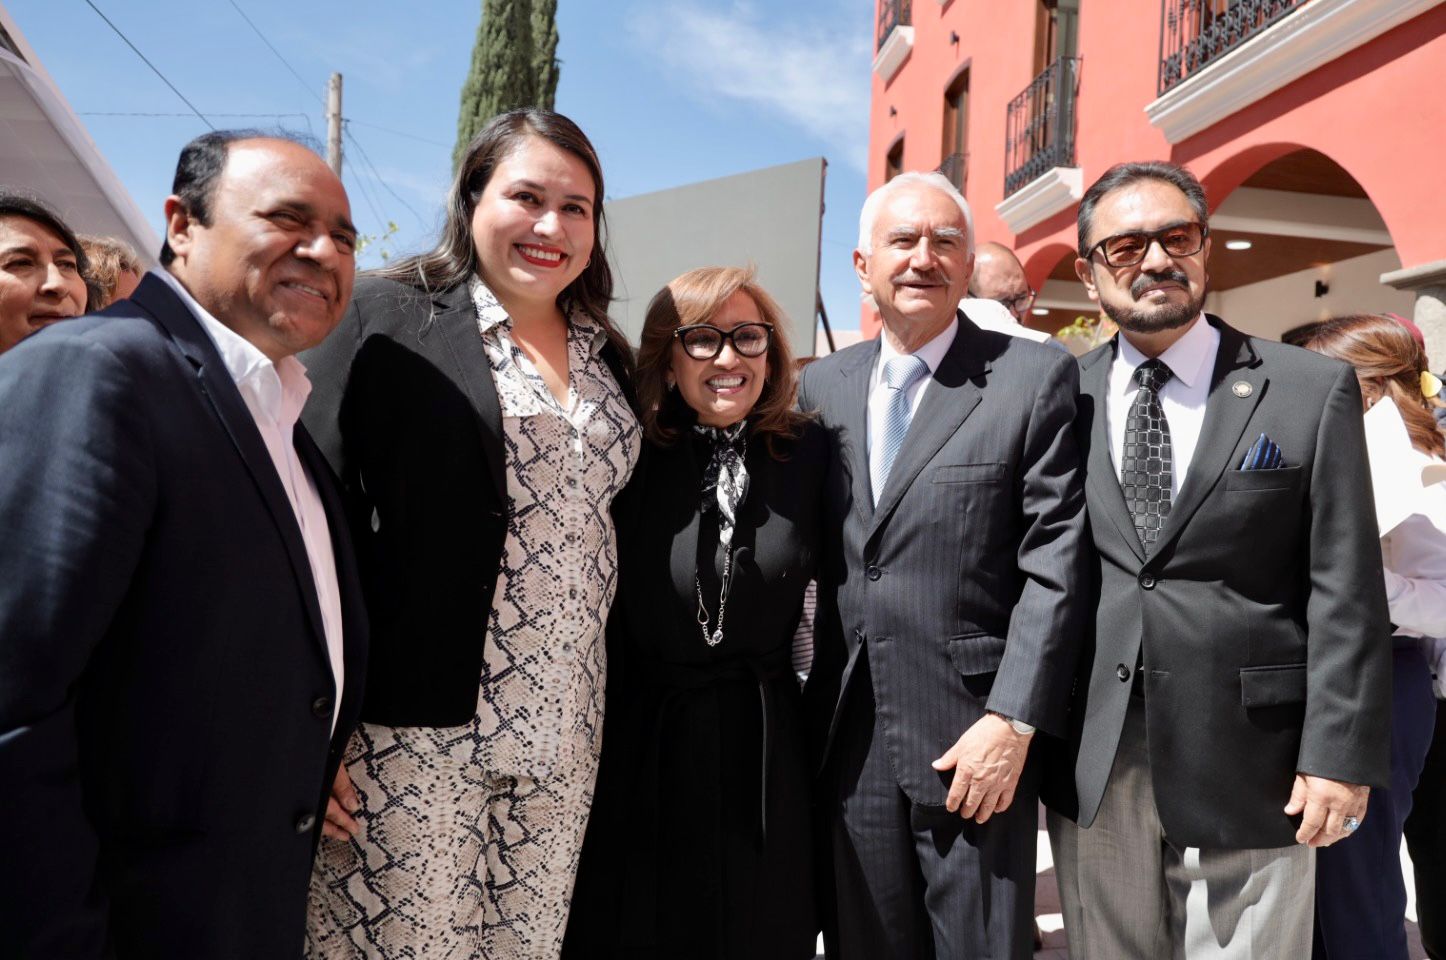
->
[453, 0, 562, 170]
[532, 0, 559, 110]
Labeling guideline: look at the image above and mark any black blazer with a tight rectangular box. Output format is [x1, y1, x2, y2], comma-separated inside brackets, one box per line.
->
[567, 421, 826, 958]
[301, 276, 635, 726]
[1047, 317, 1392, 849]
[797, 311, 1089, 807]
[0, 274, 367, 959]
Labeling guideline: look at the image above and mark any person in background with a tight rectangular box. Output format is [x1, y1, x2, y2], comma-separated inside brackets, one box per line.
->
[303, 108, 640, 959]
[0, 190, 91, 352]
[564, 266, 824, 959]
[80, 233, 143, 308]
[1291, 314, 1442, 960]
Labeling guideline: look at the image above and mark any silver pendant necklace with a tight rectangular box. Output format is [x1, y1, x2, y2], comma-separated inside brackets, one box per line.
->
[694, 546, 734, 647]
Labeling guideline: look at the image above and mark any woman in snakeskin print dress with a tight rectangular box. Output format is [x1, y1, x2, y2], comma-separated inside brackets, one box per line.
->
[300, 110, 639, 959]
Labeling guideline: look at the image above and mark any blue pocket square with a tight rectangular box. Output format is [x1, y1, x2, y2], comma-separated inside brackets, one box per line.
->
[1240, 433, 1286, 470]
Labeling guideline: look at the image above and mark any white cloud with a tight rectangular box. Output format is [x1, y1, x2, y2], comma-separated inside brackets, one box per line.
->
[631, 1, 871, 172]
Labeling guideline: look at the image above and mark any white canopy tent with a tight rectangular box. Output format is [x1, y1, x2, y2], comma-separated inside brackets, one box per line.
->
[0, 5, 159, 265]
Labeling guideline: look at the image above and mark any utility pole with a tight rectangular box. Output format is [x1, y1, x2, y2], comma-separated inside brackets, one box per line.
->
[326, 72, 343, 175]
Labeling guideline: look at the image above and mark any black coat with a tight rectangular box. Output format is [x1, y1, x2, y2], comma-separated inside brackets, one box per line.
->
[300, 276, 634, 726]
[0, 275, 368, 959]
[565, 419, 828, 960]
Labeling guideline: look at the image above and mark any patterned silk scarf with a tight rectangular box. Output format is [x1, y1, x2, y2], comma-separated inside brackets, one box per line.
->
[693, 420, 749, 646]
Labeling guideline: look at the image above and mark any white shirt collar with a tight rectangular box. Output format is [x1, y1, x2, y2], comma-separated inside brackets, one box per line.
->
[875, 313, 959, 385]
[156, 269, 312, 425]
[1114, 313, 1217, 396]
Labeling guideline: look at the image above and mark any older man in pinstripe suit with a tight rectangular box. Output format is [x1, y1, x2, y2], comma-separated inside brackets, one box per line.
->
[798, 171, 1089, 959]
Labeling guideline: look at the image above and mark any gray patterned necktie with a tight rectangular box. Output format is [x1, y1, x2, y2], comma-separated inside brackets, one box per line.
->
[1122, 359, 1174, 552]
[872, 354, 931, 500]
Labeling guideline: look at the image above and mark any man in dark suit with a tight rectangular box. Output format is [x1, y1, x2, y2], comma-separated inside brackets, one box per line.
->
[1045, 161, 1390, 959]
[0, 131, 367, 958]
[799, 171, 1088, 959]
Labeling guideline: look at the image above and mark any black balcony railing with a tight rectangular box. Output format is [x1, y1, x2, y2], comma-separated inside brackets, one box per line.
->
[877, 0, 912, 51]
[1158, 0, 1309, 95]
[937, 152, 968, 194]
[1003, 57, 1082, 198]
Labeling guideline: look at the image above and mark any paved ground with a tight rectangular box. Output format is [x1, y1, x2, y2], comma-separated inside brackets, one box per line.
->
[808, 805, 1428, 959]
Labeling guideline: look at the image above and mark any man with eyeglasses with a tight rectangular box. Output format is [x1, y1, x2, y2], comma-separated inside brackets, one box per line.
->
[1043, 160, 1389, 959]
[799, 171, 1088, 959]
[969, 241, 1036, 320]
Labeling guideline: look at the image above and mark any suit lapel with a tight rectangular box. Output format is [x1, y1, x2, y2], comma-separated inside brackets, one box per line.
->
[840, 339, 879, 523]
[431, 283, 507, 500]
[1152, 318, 1265, 556]
[135, 275, 329, 653]
[1079, 340, 1146, 565]
[867, 316, 986, 539]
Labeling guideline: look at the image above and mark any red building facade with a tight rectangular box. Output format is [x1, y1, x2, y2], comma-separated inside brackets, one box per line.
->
[866, 0, 1446, 359]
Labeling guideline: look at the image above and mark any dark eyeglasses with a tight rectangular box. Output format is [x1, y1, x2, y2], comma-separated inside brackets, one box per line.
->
[1086, 222, 1208, 268]
[673, 322, 774, 360]
[996, 289, 1037, 316]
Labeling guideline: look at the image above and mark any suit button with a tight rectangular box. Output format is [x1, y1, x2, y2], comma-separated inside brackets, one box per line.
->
[312, 696, 332, 718]
[295, 813, 317, 834]
[866, 565, 882, 581]
[1139, 574, 1156, 590]
[1116, 664, 1130, 682]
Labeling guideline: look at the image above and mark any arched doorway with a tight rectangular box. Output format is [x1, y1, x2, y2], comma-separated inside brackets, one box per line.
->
[1200, 148, 1412, 340]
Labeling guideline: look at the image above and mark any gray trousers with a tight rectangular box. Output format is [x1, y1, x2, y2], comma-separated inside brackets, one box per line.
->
[1047, 696, 1315, 959]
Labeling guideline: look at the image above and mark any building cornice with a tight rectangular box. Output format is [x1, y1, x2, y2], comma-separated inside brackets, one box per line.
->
[1145, 0, 1440, 144]
[995, 166, 1083, 235]
[873, 25, 914, 84]
[1382, 258, 1446, 291]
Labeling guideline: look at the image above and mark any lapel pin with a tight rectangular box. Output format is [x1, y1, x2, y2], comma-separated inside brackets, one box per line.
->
[1231, 380, 1253, 398]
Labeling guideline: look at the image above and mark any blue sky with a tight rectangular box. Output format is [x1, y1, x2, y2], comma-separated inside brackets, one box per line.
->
[9, 0, 872, 332]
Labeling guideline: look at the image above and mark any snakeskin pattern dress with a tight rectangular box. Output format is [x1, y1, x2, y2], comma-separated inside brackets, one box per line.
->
[306, 279, 640, 959]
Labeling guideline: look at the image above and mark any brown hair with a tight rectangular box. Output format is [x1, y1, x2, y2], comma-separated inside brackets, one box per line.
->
[372, 109, 630, 372]
[635, 266, 809, 457]
[79, 234, 141, 308]
[1295, 313, 1446, 459]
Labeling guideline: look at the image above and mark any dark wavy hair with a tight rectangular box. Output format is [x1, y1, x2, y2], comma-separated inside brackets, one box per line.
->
[372, 109, 630, 367]
[0, 189, 97, 310]
[1293, 313, 1446, 459]
[635, 266, 809, 458]
[1078, 161, 1209, 257]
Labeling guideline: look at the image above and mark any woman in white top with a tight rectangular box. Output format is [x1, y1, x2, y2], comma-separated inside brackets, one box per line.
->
[1292, 314, 1441, 960]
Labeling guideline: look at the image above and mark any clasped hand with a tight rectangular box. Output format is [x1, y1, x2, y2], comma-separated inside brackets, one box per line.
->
[931, 713, 1033, 823]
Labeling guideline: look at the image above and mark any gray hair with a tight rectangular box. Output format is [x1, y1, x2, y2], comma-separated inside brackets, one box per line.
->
[857, 171, 975, 255]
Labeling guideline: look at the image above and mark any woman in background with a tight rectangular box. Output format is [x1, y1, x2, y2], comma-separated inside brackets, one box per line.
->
[303, 109, 639, 959]
[0, 191, 91, 353]
[565, 267, 824, 959]
[1293, 314, 1442, 960]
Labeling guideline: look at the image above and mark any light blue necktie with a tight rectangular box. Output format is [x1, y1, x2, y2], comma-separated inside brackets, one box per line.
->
[872, 354, 930, 501]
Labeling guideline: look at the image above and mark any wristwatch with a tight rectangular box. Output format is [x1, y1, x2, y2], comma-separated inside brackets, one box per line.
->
[991, 711, 1036, 736]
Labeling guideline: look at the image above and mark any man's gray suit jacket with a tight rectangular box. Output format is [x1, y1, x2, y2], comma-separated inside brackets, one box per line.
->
[798, 310, 1089, 806]
[1048, 316, 1392, 850]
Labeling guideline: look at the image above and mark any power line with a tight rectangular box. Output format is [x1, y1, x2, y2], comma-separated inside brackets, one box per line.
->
[345, 118, 451, 149]
[344, 123, 427, 228]
[81, 0, 213, 130]
[226, 0, 325, 106]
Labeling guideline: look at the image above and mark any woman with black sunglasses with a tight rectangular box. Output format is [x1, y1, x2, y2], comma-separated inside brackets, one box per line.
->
[564, 266, 825, 959]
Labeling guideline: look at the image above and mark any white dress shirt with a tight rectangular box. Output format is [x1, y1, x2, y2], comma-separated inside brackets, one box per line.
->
[1377, 445, 1446, 699]
[157, 270, 347, 731]
[867, 315, 958, 504]
[1107, 314, 1219, 496]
